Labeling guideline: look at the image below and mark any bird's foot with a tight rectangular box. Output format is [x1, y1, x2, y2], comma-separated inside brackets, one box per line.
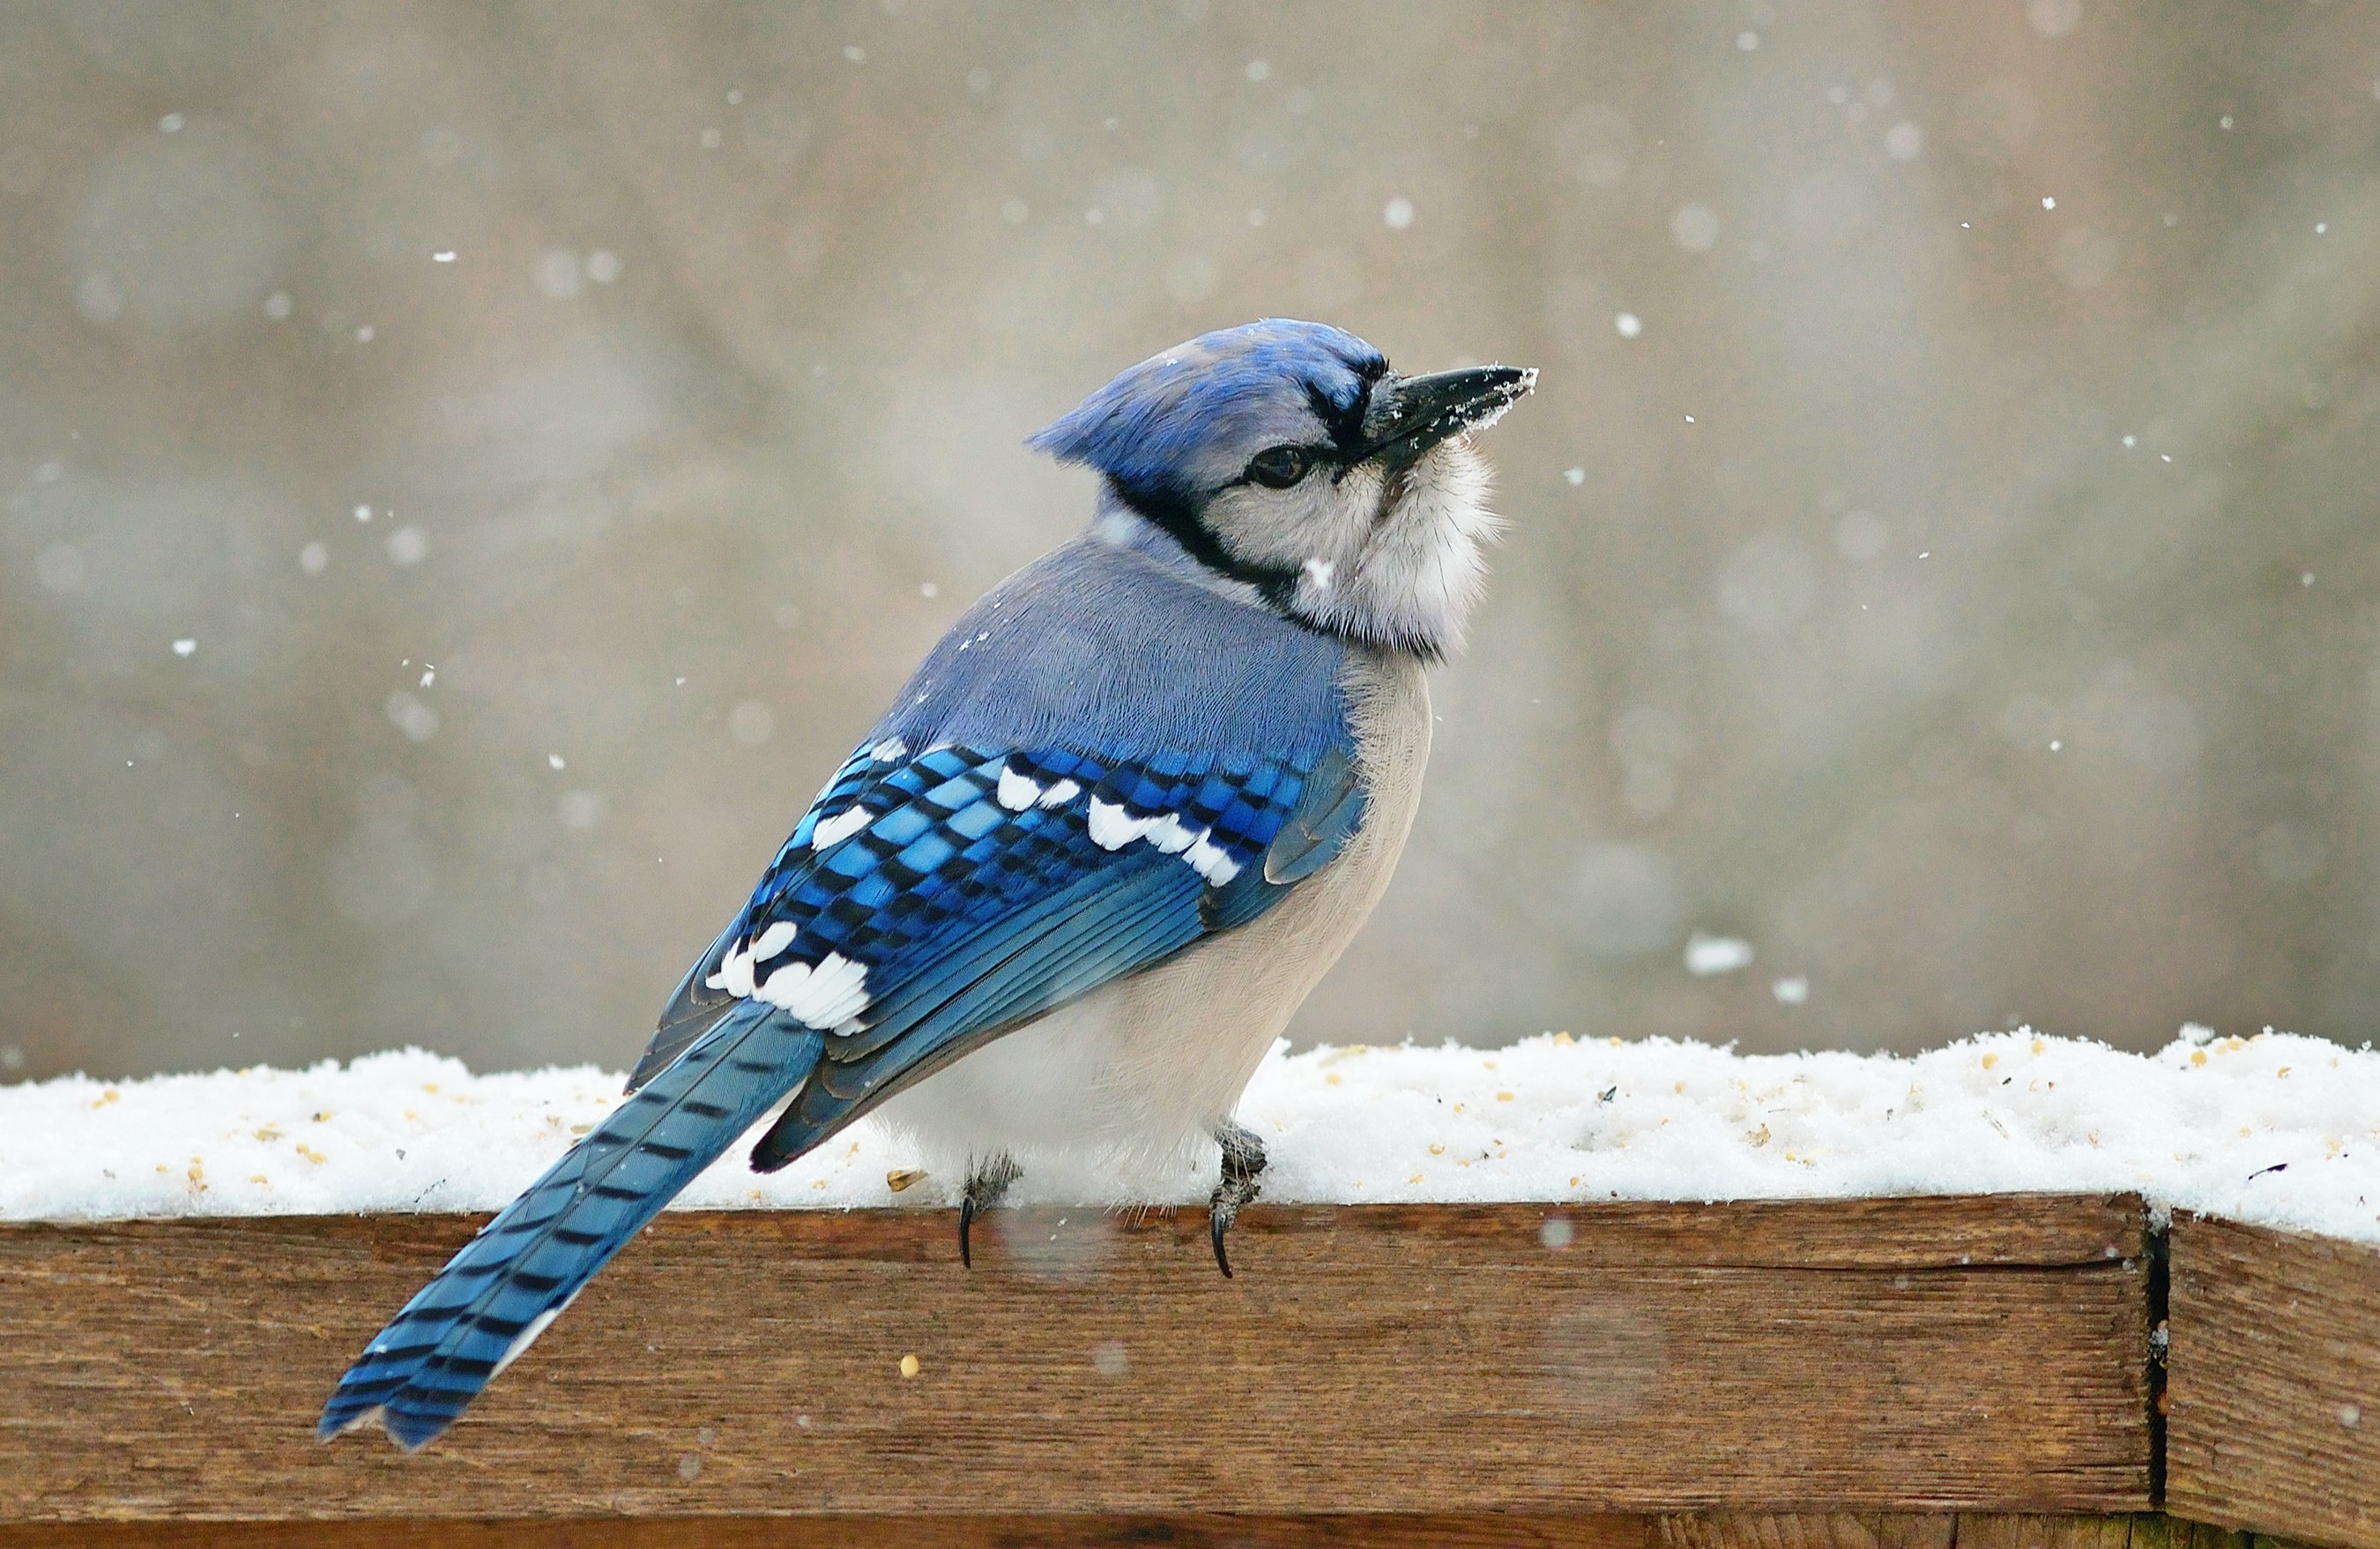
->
[1209, 1120, 1268, 1278]
[957, 1153, 1021, 1269]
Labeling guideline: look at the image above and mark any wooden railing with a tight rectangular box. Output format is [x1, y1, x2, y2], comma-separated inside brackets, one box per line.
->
[0, 1195, 2371, 1546]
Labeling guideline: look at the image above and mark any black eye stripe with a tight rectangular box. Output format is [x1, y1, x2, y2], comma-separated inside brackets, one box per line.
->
[1305, 375, 1380, 458]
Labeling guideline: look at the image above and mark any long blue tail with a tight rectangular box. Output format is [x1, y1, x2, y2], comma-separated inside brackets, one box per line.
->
[318, 1002, 822, 1450]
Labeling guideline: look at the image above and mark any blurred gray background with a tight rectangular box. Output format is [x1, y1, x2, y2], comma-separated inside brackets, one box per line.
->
[4, 1, 2377, 1082]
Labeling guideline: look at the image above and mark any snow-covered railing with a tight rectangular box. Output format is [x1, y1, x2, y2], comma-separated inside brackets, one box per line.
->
[8, 1030, 2376, 1237]
[3, 1031, 2375, 1547]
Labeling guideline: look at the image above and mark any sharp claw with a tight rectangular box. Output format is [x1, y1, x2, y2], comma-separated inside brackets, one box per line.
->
[956, 1153, 1020, 1270]
[1207, 1121, 1263, 1281]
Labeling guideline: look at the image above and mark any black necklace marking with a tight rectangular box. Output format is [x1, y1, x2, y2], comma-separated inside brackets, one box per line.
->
[1106, 480, 1319, 629]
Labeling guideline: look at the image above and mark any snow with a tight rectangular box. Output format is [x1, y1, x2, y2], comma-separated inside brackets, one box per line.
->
[4, 1026, 2377, 1246]
[1684, 933, 1755, 976]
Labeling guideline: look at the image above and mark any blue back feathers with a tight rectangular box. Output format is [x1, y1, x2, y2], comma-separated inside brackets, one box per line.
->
[876, 524, 1349, 761]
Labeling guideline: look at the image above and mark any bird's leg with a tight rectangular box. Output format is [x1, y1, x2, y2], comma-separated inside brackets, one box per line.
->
[957, 1153, 1021, 1269]
[1208, 1120, 1268, 1278]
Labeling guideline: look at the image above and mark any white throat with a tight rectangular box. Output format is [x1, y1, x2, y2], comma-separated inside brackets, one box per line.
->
[1287, 438, 1503, 659]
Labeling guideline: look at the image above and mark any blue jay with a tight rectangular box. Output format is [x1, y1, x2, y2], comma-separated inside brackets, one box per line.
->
[318, 318, 1533, 1449]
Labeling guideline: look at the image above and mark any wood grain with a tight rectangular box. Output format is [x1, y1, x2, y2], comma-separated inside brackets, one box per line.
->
[2165, 1215, 2380, 1549]
[0, 1512, 1650, 1548]
[1656, 1515, 2250, 1549]
[0, 1516, 2250, 1549]
[1656, 1511, 1960, 1549]
[0, 1197, 2153, 1523]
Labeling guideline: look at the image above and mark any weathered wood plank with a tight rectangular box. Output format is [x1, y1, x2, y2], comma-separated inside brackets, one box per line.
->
[0, 1197, 2153, 1523]
[0, 1515, 2242, 1549]
[0, 1513, 1648, 1548]
[2165, 1215, 2380, 1549]
[1655, 1511, 1959, 1549]
[1656, 1515, 2249, 1549]
[1, 1524, 2329, 1549]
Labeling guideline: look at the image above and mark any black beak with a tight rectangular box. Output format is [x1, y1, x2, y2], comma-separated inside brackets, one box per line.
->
[1357, 364, 1536, 476]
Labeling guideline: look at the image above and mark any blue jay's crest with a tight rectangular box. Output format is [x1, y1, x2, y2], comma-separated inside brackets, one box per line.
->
[1029, 318, 1388, 498]
[318, 323, 1531, 1452]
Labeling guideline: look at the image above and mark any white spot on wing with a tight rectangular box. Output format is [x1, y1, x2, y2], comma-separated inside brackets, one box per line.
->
[1186, 832, 1242, 884]
[755, 960, 807, 1003]
[1087, 799, 1153, 850]
[750, 921, 798, 963]
[996, 764, 1043, 811]
[1082, 797, 1244, 886]
[1142, 812, 1199, 854]
[1038, 778, 1082, 808]
[759, 950, 872, 1028]
[812, 807, 871, 848]
[720, 942, 755, 999]
[868, 737, 907, 763]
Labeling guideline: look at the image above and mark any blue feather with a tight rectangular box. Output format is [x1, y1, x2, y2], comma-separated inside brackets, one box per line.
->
[317, 1000, 817, 1450]
[870, 523, 1350, 763]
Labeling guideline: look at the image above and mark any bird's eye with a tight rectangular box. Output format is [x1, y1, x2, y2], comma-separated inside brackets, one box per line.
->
[1246, 445, 1313, 489]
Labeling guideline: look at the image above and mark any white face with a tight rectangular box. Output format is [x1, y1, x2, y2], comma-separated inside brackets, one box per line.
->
[1197, 435, 1504, 659]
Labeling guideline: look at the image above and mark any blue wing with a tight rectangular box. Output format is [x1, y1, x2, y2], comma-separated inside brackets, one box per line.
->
[323, 741, 1360, 1449]
[632, 734, 1362, 1169]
